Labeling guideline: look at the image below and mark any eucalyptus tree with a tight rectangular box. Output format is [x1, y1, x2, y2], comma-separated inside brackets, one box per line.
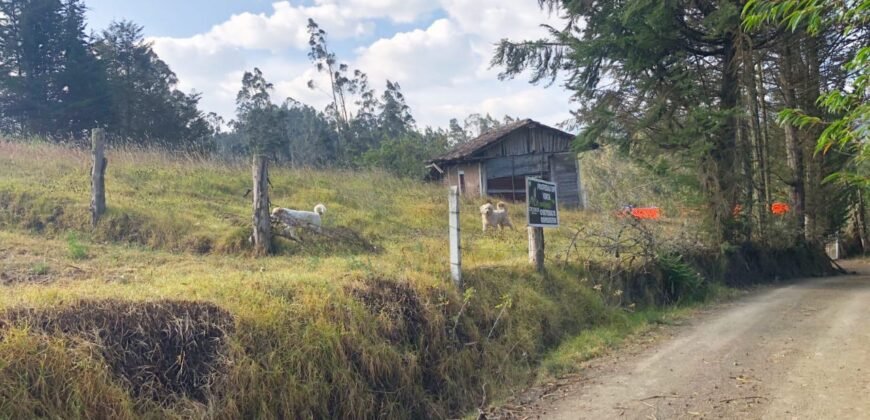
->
[236, 68, 283, 255]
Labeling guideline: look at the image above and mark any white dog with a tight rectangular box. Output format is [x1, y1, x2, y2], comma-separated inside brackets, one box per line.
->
[480, 201, 514, 232]
[271, 204, 326, 242]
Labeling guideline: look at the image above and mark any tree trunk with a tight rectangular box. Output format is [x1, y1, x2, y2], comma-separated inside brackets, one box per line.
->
[707, 34, 740, 244]
[90, 128, 107, 227]
[779, 39, 806, 243]
[252, 154, 272, 255]
[800, 34, 824, 243]
[737, 118, 755, 241]
[757, 58, 773, 209]
[857, 190, 868, 254]
[744, 50, 769, 239]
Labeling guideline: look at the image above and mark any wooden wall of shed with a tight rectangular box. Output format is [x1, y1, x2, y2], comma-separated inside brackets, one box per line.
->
[484, 155, 548, 202]
[435, 126, 582, 204]
[550, 153, 581, 208]
[480, 127, 572, 158]
[443, 162, 483, 197]
[482, 153, 583, 208]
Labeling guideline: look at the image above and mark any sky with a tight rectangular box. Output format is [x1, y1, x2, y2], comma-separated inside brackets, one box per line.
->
[84, 0, 574, 130]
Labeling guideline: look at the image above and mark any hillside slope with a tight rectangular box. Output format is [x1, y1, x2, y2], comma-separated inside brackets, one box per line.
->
[0, 141, 625, 418]
[0, 141, 833, 418]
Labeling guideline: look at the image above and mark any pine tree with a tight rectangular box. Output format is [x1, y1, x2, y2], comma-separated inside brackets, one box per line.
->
[95, 20, 211, 149]
[0, 0, 66, 136]
[492, 0, 763, 243]
[55, 0, 110, 137]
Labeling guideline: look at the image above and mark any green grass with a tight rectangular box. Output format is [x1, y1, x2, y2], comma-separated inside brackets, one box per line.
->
[540, 281, 742, 378]
[0, 140, 765, 419]
[65, 232, 89, 260]
[29, 261, 49, 276]
[542, 307, 694, 377]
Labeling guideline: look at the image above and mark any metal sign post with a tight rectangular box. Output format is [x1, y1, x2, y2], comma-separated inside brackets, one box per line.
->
[526, 178, 559, 272]
[448, 186, 462, 287]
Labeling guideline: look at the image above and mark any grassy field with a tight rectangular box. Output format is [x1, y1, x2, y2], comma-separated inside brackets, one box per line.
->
[0, 140, 749, 418]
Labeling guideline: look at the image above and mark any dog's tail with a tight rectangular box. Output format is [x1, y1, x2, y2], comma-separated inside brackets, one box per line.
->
[314, 204, 327, 216]
[496, 201, 507, 210]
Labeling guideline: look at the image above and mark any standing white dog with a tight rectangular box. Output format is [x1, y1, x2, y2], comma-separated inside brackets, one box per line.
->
[271, 204, 326, 242]
[479, 201, 514, 232]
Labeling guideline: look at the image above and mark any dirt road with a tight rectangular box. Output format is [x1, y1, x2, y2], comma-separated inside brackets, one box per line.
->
[502, 261, 870, 419]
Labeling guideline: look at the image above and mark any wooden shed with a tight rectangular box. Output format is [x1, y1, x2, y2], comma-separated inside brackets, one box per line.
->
[427, 119, 586, 208]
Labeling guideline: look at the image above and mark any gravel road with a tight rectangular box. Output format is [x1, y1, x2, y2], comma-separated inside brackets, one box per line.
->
[498, 261, 870, 419]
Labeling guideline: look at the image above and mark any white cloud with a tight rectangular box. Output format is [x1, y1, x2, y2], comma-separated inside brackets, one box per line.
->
[352, 14, 573, 128]
[411, 82, 572, 129]
[146, 0, 574, 128]
[273, 67, 334, 110]
[439, 0, 565, 42]
[314, 0, 438, 23]
[355, 19, 476, 88]
[150, 1, 372, 55]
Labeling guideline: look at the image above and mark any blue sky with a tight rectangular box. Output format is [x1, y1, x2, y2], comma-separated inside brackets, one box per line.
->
[84, 1, 573, 129]
[86, 1, 276, 37]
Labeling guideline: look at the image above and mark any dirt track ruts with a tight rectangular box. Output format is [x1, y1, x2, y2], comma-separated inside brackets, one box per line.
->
[506, 260, 870, 419]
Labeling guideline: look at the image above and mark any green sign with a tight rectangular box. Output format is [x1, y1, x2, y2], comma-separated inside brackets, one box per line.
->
[526, 177, 559, 228]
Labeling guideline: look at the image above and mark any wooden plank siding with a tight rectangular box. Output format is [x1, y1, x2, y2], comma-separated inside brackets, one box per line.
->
[483, 154, 581, 207]
[485, 155, 550, 202]
[442, 162, 483, 197]
[480, 128, 573, 158]
[484, 155, 549, 179]
[550, 153, 581, 207]
[433, 122, 583, 208]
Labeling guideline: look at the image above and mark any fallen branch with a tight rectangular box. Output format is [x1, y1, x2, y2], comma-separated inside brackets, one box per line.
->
[829, 257, 850, 275]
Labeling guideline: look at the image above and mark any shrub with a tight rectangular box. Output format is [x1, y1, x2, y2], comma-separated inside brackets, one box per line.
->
[657, 253, 708, 304]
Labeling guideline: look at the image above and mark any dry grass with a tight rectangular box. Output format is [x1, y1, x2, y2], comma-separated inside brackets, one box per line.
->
[0, 141, 624, 418]
[2, 300, 234, 403]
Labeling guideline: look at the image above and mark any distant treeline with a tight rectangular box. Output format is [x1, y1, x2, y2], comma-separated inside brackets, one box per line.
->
[0, 2, 518, 178]
[216, 18, 524, 178]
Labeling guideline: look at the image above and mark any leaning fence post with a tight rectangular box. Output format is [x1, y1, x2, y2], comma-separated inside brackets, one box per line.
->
[90, 128, 107, 227]
[449, 186, 462, 288]
[251, 153, 272, 256]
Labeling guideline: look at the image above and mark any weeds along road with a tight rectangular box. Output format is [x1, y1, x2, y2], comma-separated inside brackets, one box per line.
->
[515, 261, 870, 419]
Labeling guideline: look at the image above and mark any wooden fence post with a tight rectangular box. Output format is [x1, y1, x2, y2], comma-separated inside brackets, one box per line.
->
[90, 128, 107, 227]
[528, 227, 544, 272]
[252, 154, 271, 255]
[449, 186, 462, 287]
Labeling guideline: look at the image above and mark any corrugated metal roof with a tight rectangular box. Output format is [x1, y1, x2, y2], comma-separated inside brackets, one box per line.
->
[430, 119, 575, 164]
